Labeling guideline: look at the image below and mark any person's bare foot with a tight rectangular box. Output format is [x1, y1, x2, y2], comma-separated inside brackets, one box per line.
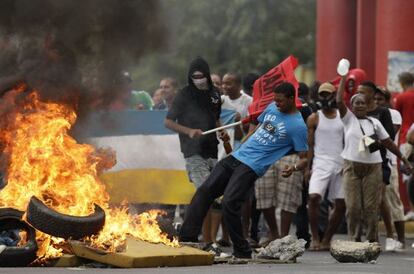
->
[309, 241, 320, 251]
[319, 241, 331, 251]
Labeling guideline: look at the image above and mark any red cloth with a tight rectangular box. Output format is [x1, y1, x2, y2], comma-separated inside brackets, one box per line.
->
[395, 89, 414, 144]
[248, 55, 300, 116]
[331, 68, 367, 107]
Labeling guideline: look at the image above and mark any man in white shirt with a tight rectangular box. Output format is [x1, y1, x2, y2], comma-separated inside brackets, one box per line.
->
[220, 73, 253, 155]
[222, 73, 252, 118]
[374, 87, 406, 250]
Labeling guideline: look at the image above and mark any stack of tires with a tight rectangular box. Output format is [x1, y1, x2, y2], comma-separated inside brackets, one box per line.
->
[0, 196, 105, 267]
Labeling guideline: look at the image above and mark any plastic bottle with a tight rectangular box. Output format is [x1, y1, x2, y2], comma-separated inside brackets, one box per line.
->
[337, 59, 350, 76]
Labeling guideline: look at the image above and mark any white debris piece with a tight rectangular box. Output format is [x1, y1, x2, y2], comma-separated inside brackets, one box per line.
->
[257, 235, 306, 261]
[330, 240, 381, 263]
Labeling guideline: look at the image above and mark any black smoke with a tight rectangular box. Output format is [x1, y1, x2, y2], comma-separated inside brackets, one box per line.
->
[0, 0, 166, 111]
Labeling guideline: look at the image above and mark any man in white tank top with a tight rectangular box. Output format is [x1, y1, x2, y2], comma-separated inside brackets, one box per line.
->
[306, 82, 345, 250]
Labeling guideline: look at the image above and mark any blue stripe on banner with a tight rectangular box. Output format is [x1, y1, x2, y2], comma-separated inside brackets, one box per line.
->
[220, 108, 237, 125]
[73, 110, 174, 137]
[74, 109, 237, 138]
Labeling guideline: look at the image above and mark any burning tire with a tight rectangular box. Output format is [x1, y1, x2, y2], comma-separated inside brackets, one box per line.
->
[0, 208, 38, 267]
[26, 196, 105, 240]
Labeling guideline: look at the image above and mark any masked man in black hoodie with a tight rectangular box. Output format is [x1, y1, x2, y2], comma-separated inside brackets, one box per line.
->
[164, 57, 228, 243]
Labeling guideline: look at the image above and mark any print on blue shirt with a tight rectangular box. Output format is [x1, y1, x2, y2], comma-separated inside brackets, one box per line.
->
[254, 117, 288, 145]
[232, 103, 308, 177]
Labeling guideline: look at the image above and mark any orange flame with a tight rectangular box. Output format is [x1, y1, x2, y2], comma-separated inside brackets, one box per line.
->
[17, 230, 28, 247]
[0, 85, 178, 259]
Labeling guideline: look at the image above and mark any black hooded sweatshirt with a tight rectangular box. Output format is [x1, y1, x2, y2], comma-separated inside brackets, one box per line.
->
[166, 57, 221, 158]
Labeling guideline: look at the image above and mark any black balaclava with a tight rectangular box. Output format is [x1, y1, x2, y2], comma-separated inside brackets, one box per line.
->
[187, 56, 213, 91]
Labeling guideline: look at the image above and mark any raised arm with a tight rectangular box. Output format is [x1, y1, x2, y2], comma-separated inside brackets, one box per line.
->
[336, 75, 348, 118]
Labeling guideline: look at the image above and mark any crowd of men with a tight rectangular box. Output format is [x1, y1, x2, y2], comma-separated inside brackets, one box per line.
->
[114, 57, 414, 259]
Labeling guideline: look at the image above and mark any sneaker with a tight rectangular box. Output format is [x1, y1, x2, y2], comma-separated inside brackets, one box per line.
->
[385, 238, 396, 251]
[404, 211, 414, 221]
[203, 242, 223, 257]
[394, 240, 405, 252]
[233, 251, 252, 259]
[218, 252, 232, 259]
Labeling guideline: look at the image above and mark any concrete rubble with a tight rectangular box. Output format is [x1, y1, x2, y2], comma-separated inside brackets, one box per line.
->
[257, 235, 306, 261]
[330, 240, 381, 263]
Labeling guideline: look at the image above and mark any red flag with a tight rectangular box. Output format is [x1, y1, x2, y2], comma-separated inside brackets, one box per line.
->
[248, 55, 300, 116]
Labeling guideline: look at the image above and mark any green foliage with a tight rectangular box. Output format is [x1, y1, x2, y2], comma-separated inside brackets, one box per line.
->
[132, 0, 315, 94]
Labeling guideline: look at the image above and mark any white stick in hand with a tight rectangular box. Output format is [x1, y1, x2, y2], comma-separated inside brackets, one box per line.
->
[202, 121, 242, 135]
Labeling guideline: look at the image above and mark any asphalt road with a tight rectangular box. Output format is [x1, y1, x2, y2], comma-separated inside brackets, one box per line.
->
[0, 237, 413, 274]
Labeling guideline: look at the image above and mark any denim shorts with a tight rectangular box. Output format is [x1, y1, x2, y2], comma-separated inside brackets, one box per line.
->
[184, 155, 217, 188]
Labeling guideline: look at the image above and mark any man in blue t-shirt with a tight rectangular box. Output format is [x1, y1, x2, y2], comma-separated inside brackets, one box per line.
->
[179, 82, 308, 258]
